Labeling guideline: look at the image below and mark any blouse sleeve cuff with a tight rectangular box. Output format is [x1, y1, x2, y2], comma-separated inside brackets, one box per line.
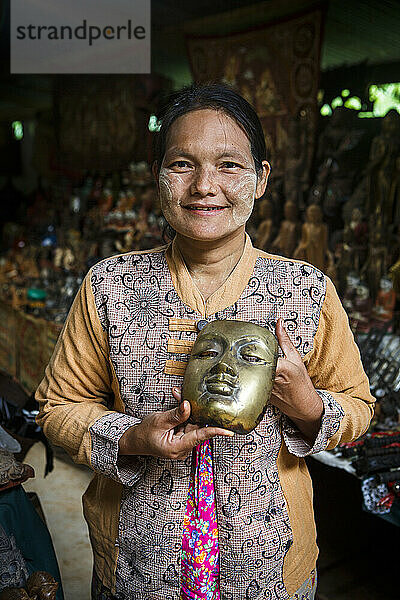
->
[281, 390, 345, 457]
[89, 412, 146, 486]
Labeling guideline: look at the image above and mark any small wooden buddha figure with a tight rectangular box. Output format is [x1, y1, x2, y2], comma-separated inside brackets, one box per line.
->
[342, 273, 360, 313]
[390, 156, 400, 227]
[371, 277, 396, 324]
[254, 199, 274, 250]
[363, 218, 388, 301]
[343, 207, 369, 272]
[272, 200, 300, 258]
[350, 283, 372, 334]
[294, 204, 328, 271]
[19, 246, 40, 280]
[83, 187, 113, 240]
[115, 229, 136, 254]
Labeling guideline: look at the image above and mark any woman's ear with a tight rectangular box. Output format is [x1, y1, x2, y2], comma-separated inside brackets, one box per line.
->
[255, 161, 270, 200]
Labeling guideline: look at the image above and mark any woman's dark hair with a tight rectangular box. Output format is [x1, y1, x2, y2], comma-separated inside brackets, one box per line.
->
[154, 83, 267, 176]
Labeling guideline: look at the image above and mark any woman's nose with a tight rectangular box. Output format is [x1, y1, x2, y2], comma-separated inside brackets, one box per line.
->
[190, 167, 217, 196]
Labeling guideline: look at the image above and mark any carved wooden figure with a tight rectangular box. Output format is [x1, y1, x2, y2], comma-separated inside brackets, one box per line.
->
[294, 204, 328, 271]
[254, 199, 274, 250]
[272, 200, 300, 257]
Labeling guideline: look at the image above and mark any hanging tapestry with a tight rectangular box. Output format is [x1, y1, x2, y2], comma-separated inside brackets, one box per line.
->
[186, 8, 323, 195]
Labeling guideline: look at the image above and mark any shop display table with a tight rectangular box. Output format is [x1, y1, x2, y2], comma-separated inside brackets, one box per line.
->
[311, 451, 400, 527]
[0, 301, 62, 396]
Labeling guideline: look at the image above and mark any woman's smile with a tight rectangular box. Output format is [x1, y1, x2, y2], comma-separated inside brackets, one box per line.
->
[183, 203, 229, 214]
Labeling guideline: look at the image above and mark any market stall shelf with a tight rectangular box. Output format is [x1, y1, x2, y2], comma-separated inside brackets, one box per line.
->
[0, 303, 62, 396]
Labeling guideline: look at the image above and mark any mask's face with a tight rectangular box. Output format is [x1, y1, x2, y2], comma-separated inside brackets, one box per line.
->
[183, 320, 278, 434]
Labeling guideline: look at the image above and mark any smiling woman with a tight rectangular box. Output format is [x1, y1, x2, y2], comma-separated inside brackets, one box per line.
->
[36, 83, 375, 600]
[152, 85, 270, 299]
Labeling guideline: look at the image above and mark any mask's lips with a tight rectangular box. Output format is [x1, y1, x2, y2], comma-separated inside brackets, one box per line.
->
[206, 383, 235, 396]
[205, 374, 238, 396]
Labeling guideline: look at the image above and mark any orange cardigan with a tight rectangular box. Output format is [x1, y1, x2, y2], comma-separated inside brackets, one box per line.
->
[36, 236, 375, 597]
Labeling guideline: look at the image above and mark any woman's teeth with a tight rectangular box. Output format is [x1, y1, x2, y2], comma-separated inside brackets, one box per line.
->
[186, 206, 225, 211]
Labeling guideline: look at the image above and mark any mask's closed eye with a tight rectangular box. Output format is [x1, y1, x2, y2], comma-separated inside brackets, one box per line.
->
[239, 341, 272, 365]
[241, 353, 266, 364]
[194, 349, 219, 359]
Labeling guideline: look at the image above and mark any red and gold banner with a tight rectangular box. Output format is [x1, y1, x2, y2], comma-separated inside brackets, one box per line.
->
[186, 8, 323, 188]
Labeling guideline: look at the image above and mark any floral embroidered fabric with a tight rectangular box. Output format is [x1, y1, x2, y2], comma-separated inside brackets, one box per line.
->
[87, 247, 342, 599]
[181, 440, 220, 600]
[179, 442, 320, 600]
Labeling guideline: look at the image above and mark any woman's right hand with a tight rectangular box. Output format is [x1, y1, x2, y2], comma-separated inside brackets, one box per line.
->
[118, 387, 234, 460]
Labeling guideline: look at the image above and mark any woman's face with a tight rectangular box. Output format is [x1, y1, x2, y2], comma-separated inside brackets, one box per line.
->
[157, 108, 269, 242]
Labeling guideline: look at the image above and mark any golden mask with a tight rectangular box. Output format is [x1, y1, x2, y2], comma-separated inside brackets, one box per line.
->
[183, 320, 278, 434]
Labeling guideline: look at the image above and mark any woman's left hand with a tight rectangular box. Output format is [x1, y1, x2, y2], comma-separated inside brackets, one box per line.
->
[271, 319, 324, 445]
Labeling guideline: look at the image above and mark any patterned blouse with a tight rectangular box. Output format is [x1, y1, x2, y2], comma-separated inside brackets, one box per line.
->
[36, 235, 374, 599]
[180, 440, 319, 600]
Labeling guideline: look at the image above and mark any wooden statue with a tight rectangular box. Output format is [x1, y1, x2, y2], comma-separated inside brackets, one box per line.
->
[390, 156, 400, 227]
[294, 204, 329, 271]
[349, 283, 372, 334]
[53, 230, 85, 273]
[342, 207, 369, 272]
[362, 217, 388, 301]
[83, 186, 113, 240]
[342, 273, 361, 313]
[366, 109, 400, 229]
[254, 199, 274, 250]
[283, 118, 308, 205]
[371, 277, 396, 323]
[115, 230, 136, 254]
[19, 247, 40, 280]
[272, 200, 300, 258]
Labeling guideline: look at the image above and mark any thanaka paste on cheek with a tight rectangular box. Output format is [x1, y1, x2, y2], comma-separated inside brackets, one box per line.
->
[158, 169, 173, 209]
[158, 168, 187, 216]
[227, 172, 257, 227]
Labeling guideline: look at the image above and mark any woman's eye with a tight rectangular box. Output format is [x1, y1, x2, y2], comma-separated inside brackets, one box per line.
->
[169, 161, 191, 169]
[221, 161, 241, 169]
